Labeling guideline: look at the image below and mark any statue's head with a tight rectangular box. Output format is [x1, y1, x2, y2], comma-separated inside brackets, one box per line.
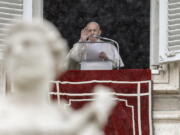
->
[5, 20, 68, 90]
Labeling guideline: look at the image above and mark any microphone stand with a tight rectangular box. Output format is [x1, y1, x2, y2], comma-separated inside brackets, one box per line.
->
[93, 35, 120, 69]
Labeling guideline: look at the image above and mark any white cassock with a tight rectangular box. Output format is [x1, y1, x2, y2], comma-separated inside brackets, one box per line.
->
[68, 40, 124, 69]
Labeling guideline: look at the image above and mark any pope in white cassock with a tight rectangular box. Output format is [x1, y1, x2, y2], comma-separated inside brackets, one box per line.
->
[68, 21, 124, 70]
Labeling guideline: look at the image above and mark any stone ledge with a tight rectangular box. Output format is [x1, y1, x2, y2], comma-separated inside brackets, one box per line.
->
[153, 111, 180, 121]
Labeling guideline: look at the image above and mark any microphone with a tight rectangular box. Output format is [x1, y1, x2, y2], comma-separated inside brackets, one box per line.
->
[91, 35, 102, 39]
[92, 35, 120, 69]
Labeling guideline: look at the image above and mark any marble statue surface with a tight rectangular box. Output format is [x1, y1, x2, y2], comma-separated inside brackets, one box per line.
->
[0, 20, 116, 135]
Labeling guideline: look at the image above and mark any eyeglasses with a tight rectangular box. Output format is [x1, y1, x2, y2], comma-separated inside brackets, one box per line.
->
[87, 29, 98, 33]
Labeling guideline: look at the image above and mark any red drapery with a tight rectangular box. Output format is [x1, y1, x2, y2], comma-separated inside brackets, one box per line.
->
[52, 70, 152, 135]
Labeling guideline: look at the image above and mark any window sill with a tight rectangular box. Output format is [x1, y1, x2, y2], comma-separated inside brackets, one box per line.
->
[152, 63, 180, 94]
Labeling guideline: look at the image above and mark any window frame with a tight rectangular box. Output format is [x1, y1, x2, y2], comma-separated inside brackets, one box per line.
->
[150, 0, 180, 93]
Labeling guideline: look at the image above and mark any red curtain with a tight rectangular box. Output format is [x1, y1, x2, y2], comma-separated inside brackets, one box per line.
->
[52, 70, 152, 135]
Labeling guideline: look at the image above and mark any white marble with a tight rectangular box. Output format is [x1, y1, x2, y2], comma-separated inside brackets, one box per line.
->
[154, 122, 180, 135]
[0, 20, 116, 135]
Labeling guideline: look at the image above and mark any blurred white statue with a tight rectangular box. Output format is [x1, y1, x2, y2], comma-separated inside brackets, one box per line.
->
[0, 20, 116, 135]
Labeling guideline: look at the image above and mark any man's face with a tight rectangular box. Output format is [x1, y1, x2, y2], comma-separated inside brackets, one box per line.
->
[86, 22, 101, 42]
[6, 30, 54, 88]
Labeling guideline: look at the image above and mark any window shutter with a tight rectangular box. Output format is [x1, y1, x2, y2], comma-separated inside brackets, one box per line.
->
[0, 0, 24, 60]
[0, 0, 23, 94]
[159, 0, 180, 63]
[0, 0, 23, 45]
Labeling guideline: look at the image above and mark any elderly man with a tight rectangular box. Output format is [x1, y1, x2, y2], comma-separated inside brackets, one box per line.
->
[68, 21, 124, 70]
